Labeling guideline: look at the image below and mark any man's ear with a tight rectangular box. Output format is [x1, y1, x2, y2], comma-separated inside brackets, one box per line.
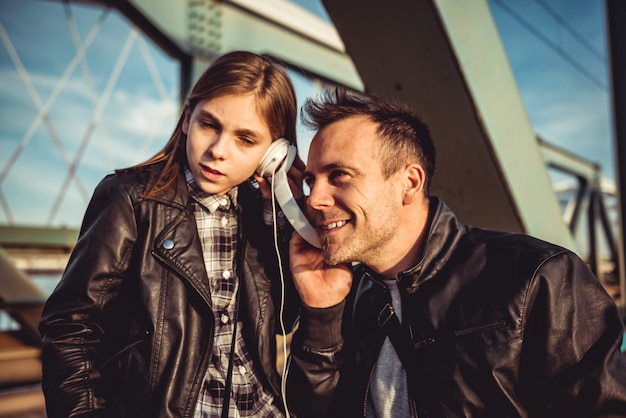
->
[182, 104, 190, 135]
[402, 163, 425, 205]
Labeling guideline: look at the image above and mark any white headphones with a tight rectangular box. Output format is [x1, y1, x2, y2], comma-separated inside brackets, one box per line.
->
[256, 139, 321, 248]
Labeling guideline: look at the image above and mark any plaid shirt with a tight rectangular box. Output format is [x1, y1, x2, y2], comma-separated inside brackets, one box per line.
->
[186, 169, 282, 418]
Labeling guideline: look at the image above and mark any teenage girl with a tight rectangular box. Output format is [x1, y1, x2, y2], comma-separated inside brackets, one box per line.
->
[40, 50, 301, 418]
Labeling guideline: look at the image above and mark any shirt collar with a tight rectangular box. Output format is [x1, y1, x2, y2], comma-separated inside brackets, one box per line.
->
[185, 166, 238, 212]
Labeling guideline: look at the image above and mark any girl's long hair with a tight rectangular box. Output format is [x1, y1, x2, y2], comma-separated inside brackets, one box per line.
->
[129, 51, 298, 199]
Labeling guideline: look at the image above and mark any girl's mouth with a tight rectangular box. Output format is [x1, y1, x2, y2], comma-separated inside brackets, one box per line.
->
[201, 165, 224, 179]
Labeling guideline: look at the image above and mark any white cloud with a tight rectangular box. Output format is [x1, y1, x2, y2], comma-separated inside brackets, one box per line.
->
[0, 54, 181, 227]
[111, 90, 179, 138]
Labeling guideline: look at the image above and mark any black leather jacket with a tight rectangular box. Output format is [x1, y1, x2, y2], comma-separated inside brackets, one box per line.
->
[39, 162, 298, 418]
[288, 197, 626, 417]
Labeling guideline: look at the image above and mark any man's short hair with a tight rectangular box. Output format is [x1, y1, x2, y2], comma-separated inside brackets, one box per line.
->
[302, 88, 436, 196]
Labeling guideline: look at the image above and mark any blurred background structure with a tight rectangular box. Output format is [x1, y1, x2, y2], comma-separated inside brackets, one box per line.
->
[0, 0, 624, 415]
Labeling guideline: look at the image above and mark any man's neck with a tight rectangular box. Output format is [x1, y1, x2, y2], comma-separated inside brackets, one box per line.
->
[370, 198, 430, 280]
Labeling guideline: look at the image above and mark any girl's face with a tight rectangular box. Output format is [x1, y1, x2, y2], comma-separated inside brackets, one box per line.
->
[183, 93, 273, 195]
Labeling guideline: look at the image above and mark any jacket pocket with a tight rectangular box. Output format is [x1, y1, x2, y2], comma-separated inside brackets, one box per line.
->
[454, 319, 508, 337]
[452, 319, 516, 350]
[413, 319, 513, 351]
[99, 328, 151, 369]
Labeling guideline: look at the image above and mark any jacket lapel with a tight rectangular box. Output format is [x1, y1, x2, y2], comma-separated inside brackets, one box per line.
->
[150, 171, 213, 308]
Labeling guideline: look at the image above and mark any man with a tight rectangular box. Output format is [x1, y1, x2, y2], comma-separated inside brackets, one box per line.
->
[286, 88, 626, 417]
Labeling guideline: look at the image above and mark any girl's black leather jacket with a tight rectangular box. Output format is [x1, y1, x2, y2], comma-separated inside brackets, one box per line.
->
[288, 197, 626, 417]
[39, 162, 298, 417]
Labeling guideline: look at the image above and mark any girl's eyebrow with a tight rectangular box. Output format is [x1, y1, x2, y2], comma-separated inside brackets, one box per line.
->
[234, 128, 263, 141]
[197, 109, 220, 124]
[197, 109, 263, 141]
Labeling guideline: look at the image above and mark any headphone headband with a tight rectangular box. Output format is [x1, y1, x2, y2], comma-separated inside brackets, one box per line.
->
[257, 138, 321, 248]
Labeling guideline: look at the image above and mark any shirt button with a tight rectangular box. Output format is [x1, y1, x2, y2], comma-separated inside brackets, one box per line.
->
[238, 365, 247, 375]
[222, 270, 231, 279]
[220, 314, 229, 324]
[220, 198, 228, 206]
[221, 216, 228, 227]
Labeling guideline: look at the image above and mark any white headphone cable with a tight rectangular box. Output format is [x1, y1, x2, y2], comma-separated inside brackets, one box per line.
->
[270, 168, 291, 418]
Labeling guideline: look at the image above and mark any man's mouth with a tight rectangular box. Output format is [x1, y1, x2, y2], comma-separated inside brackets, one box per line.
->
[320, 220, 349, 231]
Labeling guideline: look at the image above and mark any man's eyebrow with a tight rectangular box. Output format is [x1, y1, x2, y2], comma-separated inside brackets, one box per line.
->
[304, 162, 361, 177]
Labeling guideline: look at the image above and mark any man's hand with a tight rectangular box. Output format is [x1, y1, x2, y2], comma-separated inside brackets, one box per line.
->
[289, 232, 352, 308]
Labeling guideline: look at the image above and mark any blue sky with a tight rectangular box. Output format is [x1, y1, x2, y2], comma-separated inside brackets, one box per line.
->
[0, 0, 613, 229]
[0, 1, 181, 226]
[489, 0, 612, 184]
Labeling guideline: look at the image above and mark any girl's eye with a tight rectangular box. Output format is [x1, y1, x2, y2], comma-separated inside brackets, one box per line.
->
[240, 137, 255, 146]
[201, 120, 218, 130]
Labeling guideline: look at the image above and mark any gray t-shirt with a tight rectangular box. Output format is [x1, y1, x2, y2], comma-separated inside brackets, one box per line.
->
[366, 279, 412, 417]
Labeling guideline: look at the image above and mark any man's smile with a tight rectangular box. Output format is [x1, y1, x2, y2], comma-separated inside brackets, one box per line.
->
[319, 219, 350, 231]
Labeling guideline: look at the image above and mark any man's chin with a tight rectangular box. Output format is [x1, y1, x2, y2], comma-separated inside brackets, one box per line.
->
[320, 239, 337, 265]
[321, 241, 350, 266]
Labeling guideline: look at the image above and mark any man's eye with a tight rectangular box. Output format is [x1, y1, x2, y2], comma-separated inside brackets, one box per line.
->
[329, 170, 348, 181]
[304, 177, 315, 188]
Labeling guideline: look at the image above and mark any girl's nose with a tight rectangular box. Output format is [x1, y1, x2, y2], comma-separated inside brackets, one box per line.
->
[208, 134, 229, 160]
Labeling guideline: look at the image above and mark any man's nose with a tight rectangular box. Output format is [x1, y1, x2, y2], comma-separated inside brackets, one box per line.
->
[307, 181, 334, 210]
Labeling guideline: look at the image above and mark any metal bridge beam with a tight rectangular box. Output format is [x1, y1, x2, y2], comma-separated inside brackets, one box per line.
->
[322, 0, 576, 250]
[606, 0, 626, 311]
[124, 0, 363, 88]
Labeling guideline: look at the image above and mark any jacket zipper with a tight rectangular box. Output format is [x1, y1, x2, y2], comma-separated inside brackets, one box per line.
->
[361, 270, 385, 417]
[362, 362, 376, 416]
[454, 320, 507, 337]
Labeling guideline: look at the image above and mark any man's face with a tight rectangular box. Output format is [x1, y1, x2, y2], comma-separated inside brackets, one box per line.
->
[304, 115, 404, 267]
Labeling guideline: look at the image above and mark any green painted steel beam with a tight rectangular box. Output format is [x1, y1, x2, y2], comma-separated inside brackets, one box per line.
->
[537, 137, 601, 186]
[322, 0, 576, 251]
[0, 226, 79, 249]
[0, 246, 46, 344]
[0, 247, 46, 305]
[127, 0, 363, 90]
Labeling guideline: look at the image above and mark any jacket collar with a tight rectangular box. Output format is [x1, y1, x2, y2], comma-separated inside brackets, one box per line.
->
[398, 197, 467, 291]
[132, 161, 190, 209]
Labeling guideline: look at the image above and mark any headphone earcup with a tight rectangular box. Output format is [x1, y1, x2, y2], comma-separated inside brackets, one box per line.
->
[257, 138, 292, 178]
